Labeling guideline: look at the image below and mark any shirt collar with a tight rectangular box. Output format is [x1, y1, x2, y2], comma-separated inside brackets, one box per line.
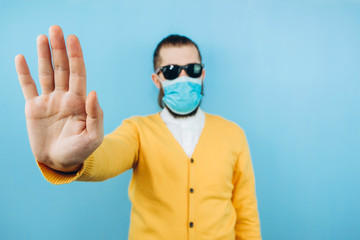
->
[160, 107, 205, 127]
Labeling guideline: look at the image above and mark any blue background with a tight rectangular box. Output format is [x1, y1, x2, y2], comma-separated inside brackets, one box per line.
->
[1, 0, 359, 239]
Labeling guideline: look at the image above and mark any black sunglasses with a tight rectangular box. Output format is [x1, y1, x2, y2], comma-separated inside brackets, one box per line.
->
[155, 63, 204, 80]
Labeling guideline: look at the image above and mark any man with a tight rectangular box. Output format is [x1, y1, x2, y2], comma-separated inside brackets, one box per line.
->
[15, 25, 261, 239]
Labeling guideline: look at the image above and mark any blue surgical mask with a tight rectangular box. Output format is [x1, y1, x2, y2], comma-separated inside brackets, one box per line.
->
[161, 76, 202, 115]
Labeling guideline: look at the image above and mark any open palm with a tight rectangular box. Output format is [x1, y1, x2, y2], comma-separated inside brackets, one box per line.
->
[15, 25, 103, 172]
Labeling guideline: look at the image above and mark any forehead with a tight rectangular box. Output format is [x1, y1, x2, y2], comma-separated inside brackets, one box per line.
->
[159, 45, 201, 66]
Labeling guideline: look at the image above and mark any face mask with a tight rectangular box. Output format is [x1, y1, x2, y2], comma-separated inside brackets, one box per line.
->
[161, 76, 202, 115]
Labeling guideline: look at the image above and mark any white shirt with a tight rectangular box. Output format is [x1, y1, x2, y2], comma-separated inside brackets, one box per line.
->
[160, 107, 205, 158]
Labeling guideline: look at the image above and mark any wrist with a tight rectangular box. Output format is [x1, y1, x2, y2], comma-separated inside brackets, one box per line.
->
[38, 159, 83, 173]
[56, 163, 83, 173]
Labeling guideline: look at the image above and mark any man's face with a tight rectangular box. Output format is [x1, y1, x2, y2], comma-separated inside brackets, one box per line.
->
[151, 45, 205, 87]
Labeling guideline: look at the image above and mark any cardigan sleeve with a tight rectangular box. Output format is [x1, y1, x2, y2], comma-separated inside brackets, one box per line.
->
[36, 118, 139, 185]
[232, 131, 262, 240]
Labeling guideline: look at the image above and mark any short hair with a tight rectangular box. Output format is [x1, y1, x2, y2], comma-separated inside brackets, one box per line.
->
[153, 34, 202, 71]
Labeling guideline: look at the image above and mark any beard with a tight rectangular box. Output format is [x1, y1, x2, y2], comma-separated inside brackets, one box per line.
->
[157, 84, 204, 119]
[165, 104, 201, 118]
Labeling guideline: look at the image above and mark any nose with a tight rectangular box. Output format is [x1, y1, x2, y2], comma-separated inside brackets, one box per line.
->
[178, 69, 188, 77]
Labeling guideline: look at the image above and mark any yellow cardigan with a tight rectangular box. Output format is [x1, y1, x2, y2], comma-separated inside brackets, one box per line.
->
[37, 112, 262, 240]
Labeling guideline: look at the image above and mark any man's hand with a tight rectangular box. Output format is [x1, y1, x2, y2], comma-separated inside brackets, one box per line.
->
[15, 25, 104, 172]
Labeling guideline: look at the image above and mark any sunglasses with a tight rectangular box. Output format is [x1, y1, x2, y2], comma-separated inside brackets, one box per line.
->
[155, 63, 204, 80]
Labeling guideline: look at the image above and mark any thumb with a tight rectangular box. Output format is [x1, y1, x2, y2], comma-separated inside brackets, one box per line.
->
[85, 91, 104, 141]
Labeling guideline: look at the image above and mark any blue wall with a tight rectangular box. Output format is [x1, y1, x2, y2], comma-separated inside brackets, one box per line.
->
[1, 0, 359, 239]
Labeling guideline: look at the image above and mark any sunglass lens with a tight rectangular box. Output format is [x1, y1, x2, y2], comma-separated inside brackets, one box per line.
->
[187, 64, 203, 78]
[162, 65, 180, 80]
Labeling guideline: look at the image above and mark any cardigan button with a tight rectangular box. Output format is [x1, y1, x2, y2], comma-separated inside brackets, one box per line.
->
[190, 188, 194, 193]
[189, 222, 194, 228]
[190, 158, 194, 163]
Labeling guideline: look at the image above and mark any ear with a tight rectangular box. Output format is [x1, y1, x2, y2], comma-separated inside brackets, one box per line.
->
[151, 73, 161, 89]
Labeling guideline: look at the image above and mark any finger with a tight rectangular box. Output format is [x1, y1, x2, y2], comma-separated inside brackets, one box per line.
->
[67, 35, 86, 96]
[86, 91, 104, 140]
[37, 34, 54, 94]
[15, 54, 39, 101]
[49, 25, 69, 91]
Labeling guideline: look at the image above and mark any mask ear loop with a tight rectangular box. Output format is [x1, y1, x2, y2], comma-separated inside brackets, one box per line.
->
[157, 75, 165, 93]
